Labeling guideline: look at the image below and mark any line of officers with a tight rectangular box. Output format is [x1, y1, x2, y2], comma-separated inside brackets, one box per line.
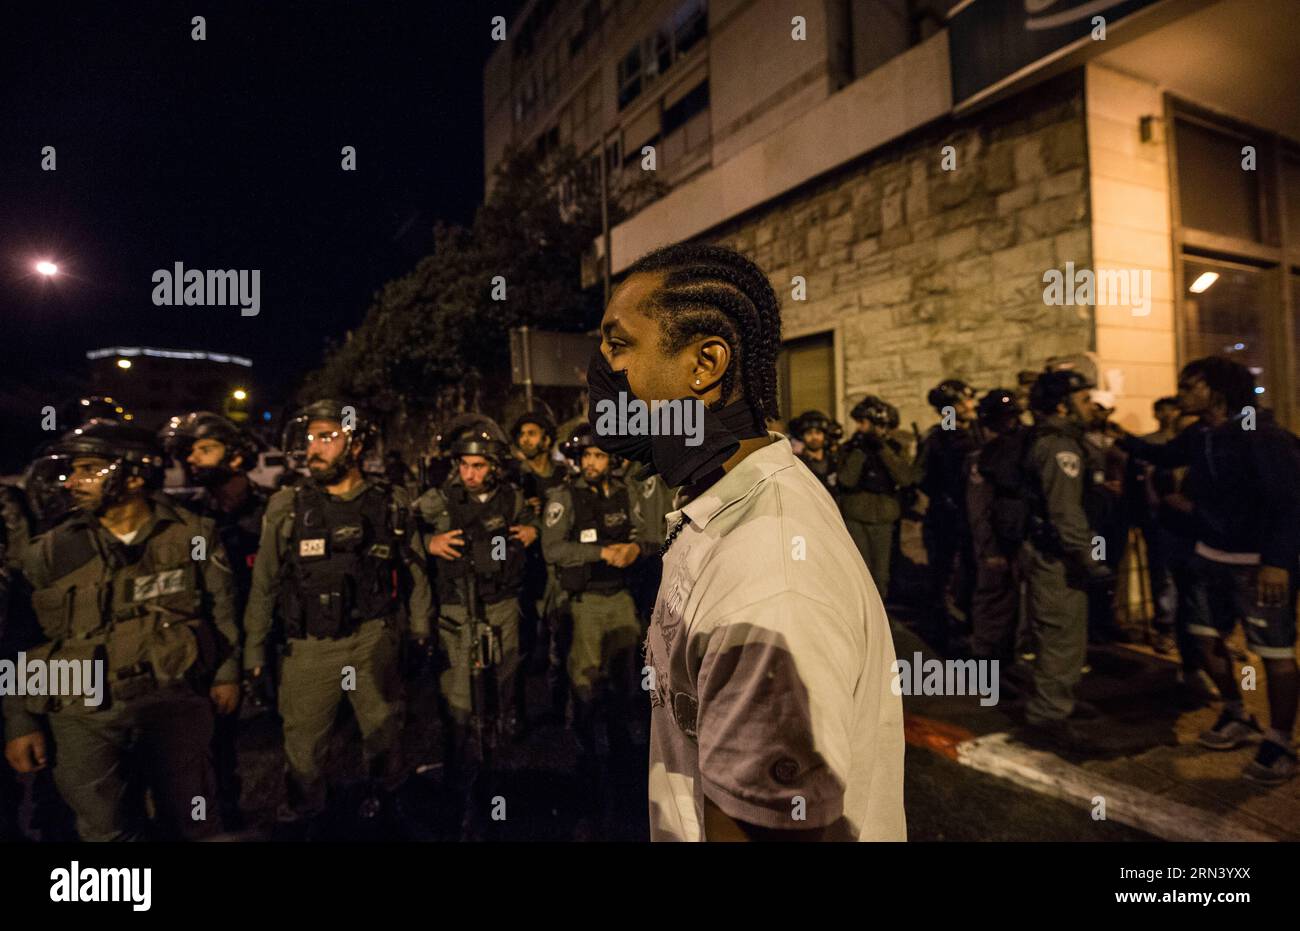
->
[0, 400, 673, 841]
[790, 367, 1115, 745]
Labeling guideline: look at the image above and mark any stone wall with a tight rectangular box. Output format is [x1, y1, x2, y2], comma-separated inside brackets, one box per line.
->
[706, 72, 1094, 433]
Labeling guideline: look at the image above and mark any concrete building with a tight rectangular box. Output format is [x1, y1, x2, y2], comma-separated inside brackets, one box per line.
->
[85, 346, 258, 431]
[485, 0, 1300, 434]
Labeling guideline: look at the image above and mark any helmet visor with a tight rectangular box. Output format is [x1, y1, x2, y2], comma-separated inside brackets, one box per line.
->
[29, 453, 118, 512]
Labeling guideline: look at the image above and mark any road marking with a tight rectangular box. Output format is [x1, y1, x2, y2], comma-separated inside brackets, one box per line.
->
[952, 731, 1279, 842]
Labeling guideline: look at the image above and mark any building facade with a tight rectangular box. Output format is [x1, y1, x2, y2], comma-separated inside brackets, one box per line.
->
[485, 0, 1299, 434]
[85, 346, 257, 431]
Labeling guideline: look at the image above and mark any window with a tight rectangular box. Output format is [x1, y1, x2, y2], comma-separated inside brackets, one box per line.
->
[1285, 155, 1300, 249]
[617, 0, 707, 110]
[618, 45, 642, 109]
[662, 79, 707, 136]
[1170, 100, 1300, 429]
[1180, 259, 1275, 400]
[779, 332, 835, 423]
[1175, 118, 1268, 244]
[542, 47, 558, 105]
[669, 0, 707, 59]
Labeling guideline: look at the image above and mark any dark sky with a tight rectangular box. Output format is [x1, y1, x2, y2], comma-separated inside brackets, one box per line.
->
[1, 0, 513, 465]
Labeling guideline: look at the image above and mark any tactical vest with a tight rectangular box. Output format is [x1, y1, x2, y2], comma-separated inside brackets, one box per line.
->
[799, 452, 836, 491]
[179, 484, 267, 614]
[278, 483, 402, 639]
[437, 483, 526, 605]
[26, 502, 224, 711]
[980, 422, 1102, 555]
[842, 440, 899, 495]
[979, 427, 1038, 552]
[562, 482, 632, 595]
[519, 463, 568, 503]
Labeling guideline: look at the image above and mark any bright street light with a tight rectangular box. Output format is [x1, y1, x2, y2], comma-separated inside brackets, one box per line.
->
[117, 359, 132, 370]
[35, 260, 59, 277]
[232, 388, 248, 401]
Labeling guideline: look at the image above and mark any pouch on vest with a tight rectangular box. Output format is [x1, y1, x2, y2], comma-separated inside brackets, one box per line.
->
[559, 563, 591, 594]
[104, 613, 202, 703]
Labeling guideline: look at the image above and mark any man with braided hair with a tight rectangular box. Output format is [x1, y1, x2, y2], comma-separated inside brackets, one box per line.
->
[587, 242, 904, 842]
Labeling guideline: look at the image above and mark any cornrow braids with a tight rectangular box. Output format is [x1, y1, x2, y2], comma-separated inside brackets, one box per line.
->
[626, 242, 782, 423]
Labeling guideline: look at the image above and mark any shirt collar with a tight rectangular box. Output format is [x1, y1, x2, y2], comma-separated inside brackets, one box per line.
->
[678, 433, 794, 531]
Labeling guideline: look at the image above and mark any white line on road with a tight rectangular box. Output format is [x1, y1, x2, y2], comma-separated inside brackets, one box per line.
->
[955, 732, 1278, 842]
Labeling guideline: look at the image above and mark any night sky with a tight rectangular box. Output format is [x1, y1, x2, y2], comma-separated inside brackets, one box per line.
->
[1, 1, 513, 469]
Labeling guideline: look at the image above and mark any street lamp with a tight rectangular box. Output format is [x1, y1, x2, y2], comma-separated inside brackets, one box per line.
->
[232, 388, 248, 401]
[35, 260, 58, 277]
[116, 359, 132, 370]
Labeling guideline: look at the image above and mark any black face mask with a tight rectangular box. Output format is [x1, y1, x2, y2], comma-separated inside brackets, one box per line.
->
[586, 350, 767, 488]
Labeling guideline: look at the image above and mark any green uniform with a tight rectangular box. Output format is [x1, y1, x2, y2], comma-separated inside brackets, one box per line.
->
[541, 478, 643, 707]
[414, 480, 537, 728]
[836, 433, 915, 598]
[4, 495, 239, 840]
[625, 472, 676, 623]
[1020, 415, 1104, 724]
[243, 479, 431, 818]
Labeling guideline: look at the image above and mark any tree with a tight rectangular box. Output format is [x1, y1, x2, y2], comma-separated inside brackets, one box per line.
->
[300, 144, 659, 445]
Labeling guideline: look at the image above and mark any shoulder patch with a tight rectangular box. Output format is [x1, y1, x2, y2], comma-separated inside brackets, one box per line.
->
[1054, 451, 1081, 479]
[544, 500, 565, 527]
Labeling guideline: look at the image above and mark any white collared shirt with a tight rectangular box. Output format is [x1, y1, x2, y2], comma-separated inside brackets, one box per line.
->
[645, 434, 906, 841]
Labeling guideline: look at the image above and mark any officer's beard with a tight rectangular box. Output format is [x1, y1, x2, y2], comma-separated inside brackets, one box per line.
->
[308, 453, 351, 486]
[191, 464, 236, 488]
[581, 465, 607, 485]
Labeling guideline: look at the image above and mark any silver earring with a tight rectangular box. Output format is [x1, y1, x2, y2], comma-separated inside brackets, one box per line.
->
[695, 378, 702, 385]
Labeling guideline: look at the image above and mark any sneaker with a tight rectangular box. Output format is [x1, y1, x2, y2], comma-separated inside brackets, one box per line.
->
[1198, 711, 1262, 750]
[1243, 740, 1298, 786]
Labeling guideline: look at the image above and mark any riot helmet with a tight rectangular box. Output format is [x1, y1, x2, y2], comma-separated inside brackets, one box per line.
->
[159, 410, 258, 487]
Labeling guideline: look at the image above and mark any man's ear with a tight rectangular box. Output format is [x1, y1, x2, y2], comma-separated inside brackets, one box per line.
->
[693, 337, 732, 398]
[228, 452, 246, 472]
[125, 475, 146, 493]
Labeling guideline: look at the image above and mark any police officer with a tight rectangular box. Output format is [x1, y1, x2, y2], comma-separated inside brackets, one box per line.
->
[541, 424, 643, 775]
[416, 418, 536, 763]
[969, 389, 1029, 665]
[625, 470, 675, 624]
[0, 485, 30, 840]
[1018, 371, 1112, 746]
[917, 379, 980, 646]
[160, 410, 269, 829]
[2, 420, 240, 840]
[837, 396, 913, 600]
[243, 400, 432, 829]
[789, 410, 842, 493]
[511, 411, 569, 725]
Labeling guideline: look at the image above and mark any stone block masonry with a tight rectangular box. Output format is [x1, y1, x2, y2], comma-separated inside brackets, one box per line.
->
[708, 74, 1093, 433]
